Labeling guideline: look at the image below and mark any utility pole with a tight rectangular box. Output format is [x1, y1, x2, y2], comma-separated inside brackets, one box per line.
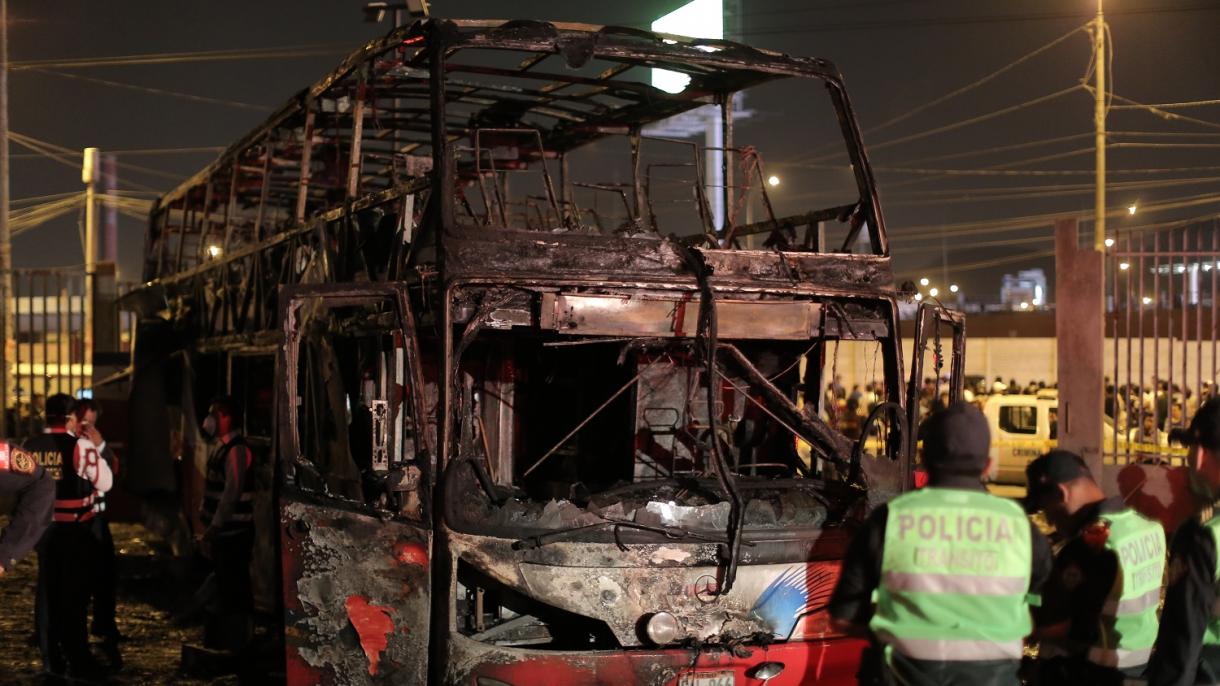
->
[83, 147, 98, 385]
[102, 154, 118, 266]
[0, 0, 11, 436]
[1093, 0, 1106, 250]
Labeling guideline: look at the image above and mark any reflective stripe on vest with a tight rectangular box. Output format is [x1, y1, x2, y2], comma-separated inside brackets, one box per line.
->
[200, 437, 254, 525]
[874, 631, 1024, 661]
[1090, 509, 1165, 668]
[870, 487, 1034, 662]
[24, 433, 96, 524]
[1087, 645, 1154, 669]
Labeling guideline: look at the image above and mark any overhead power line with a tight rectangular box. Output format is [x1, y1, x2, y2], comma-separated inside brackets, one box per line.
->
[738, 3, 1220, 36]
[890, 190, 1220, 242]
[1111, 98, 1220, 110]
[884, 132, 1093, 167]
[868, 163, 1220, 178]
[795, 24, 1088, 163]
[884, 175, 1220, 208]
[10, 145, 225, 160]
[12, 131, 179, 185]
[864, 24, 1087, 136]
[9, 132, 164, 193]
[896, 249, 1058, 278]
[1087, 87, 1220, 131]
[8, 44, 348, 71]
[798, 85, 1084, 165]
[28, 68, 272, 112]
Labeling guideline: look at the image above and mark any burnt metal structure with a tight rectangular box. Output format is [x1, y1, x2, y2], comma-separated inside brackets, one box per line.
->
[121, 18, 964, 686]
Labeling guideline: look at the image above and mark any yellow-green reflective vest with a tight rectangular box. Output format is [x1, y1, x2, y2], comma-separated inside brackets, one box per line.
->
[1202, 515, 1220, 646]
[1089, 509, 1165, 669]
[870, 487, 1033, 662]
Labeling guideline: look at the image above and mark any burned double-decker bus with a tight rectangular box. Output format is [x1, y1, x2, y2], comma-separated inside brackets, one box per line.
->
[122, 17, 964, 685]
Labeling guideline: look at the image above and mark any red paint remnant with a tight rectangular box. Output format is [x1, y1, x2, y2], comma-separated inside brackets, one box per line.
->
[395, 541, 428, 567]
[285, 650, 319, 685]
[346, 595, 395, 676]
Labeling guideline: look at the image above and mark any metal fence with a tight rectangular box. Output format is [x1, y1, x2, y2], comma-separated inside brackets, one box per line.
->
[1106, 219, 1218, 465]
[3, 267, 136, 439]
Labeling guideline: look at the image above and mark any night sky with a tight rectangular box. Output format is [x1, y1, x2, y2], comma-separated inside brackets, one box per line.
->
[8, 0, 1219, 301]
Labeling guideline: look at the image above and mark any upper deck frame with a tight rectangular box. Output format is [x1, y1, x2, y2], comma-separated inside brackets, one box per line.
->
[130, 18, 892, 347]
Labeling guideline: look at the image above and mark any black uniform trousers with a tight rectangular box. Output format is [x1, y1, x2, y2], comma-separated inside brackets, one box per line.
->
[36, 522, 98, 671]
[89, 513, 118, 638]
[205, 525, 255, 651]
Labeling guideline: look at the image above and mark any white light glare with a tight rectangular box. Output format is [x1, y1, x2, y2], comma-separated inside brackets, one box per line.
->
[1128, 204, 1138, 215]
[919, 277, 930, 287]
[928, 287, 939, 297]
[1104, 237, 1115, 248]
[207, 245, 222, 258]
[949, 284, 959, 293]
[1142, 296, 1153, 305]
[914, 293, 923, 302]
[1119, 262, 1130, 271]
[1019, 302, 1030, 310]
[767, 175, 780, 187]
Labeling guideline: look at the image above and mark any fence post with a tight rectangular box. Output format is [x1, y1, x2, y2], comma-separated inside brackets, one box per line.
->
[1056, 217, 1104, 476]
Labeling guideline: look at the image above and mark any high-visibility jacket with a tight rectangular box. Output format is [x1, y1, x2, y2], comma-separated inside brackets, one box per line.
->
[1088, 508, 1165, 669]
[1201, 515, 1220, 647]
[870, 487, 1033, 662]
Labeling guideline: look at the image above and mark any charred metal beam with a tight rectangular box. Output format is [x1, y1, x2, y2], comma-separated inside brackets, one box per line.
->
[718, 342, 853, 465]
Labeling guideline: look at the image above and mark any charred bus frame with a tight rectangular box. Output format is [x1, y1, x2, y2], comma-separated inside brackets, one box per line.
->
[121, 17, 963, 685]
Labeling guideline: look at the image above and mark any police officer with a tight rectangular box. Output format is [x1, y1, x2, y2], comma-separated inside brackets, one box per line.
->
[829, 402, 1053, 686]
[1146, 398, 1220, 685]
[199, 396, 255, 652]
[0, 440, 53, 576]
[24, 393, 113, 678]
[1023, 450, 1165, 684]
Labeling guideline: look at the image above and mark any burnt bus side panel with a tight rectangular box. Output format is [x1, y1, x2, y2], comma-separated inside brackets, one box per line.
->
[446, 634, 868, 686]
[281, 494, 432, 684]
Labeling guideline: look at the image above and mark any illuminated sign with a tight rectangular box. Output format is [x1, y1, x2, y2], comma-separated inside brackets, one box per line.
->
[651, 0, 723, 94]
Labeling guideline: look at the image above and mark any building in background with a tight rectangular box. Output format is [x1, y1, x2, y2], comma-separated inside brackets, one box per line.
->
[1001, 268, 1047, 311]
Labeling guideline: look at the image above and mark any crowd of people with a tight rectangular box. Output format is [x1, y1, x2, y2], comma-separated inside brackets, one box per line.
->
[825, 371, 1220, 452]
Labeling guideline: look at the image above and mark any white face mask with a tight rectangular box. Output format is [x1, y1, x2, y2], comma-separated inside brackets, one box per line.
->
[201, 414, 218, 440]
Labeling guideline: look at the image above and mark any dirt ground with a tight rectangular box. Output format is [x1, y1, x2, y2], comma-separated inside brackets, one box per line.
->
[0, 521, 214, 686]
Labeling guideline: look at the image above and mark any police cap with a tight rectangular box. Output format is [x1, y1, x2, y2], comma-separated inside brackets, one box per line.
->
[1023, 449, 1091, 513]
[45, 393, 76, 421]
[921, 402, 990, 477]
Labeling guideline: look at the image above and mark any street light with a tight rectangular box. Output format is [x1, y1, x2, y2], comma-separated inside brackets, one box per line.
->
[767, 175, 780, 187]
[1142, 296, 1153, 305]
[362, 0, 429, 23]
[1019, 301, 1030, 310]
[1118, 261, 1130, 271]
[928, 287, 939, 297]
[919, 277, 929, 287]
[1127, 203, 1138, 215]
[1104, 237, 1115, 248]
[207, 244, 222, 258]
[914, 293, 923, 302]
[949, 284, 959, 294]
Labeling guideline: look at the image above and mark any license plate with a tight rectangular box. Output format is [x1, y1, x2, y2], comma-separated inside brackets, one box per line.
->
[678, 671, 735, 686]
